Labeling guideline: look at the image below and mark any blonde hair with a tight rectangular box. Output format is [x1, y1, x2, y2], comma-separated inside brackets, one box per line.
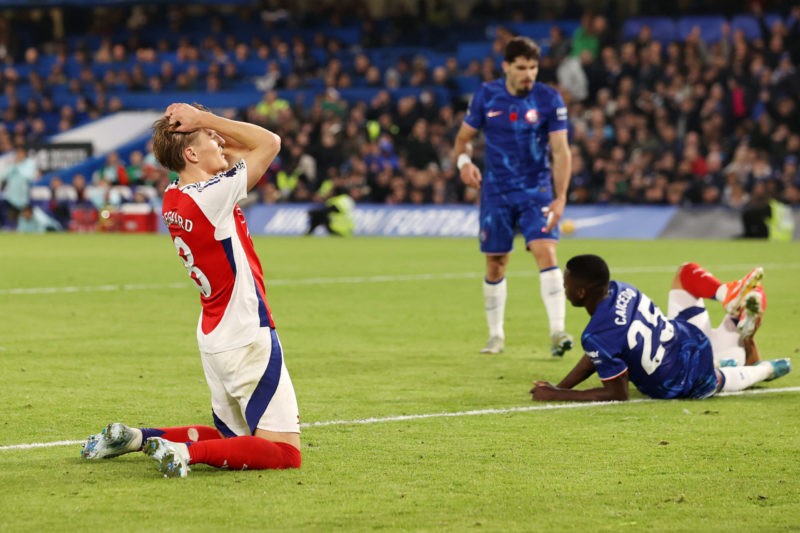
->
[150, 103, 208, 172]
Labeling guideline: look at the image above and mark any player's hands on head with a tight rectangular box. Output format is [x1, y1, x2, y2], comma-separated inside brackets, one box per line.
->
[459, 163, 482, 189]
[530, 380, 558, 401]
[165, 103, 205, 133]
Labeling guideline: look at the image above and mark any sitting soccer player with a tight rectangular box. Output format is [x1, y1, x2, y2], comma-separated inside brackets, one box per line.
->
[531, 254, 790, 402]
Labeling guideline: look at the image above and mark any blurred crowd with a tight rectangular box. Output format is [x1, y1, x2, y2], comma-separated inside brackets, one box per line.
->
[1, 0, 799, 232]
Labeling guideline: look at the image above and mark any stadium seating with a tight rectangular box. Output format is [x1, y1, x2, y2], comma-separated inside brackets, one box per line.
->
[621, 17, 677, 43]
[677, 15, 727, 43]
[1, 4, 797, 219]
[730, 15, 762, 40]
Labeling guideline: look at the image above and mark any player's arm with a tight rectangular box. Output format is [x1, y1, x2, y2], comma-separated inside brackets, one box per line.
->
[743, 336, 761, 366]
[454, 122, 482, 189]
[530, 354, 629, 402]
[166, 103, 280, 190]
[544, 129, 571, 232]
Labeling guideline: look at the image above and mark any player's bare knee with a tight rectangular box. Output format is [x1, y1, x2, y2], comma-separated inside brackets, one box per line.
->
[528, 242, 557, 269]
[485, 254, 508, 281]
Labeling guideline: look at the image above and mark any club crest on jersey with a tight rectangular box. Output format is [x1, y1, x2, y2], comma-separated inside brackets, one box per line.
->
[524, 109, 539, 124]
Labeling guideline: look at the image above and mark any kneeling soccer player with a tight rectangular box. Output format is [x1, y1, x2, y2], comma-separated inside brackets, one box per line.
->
[81, 103, 300, 477]
[530, 255, 791, 402]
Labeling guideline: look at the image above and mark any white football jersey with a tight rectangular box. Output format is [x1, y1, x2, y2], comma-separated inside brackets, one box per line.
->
[162, 160, 275, 354]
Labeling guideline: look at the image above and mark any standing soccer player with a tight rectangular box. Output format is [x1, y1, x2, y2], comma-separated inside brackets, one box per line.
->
[81, 103, 301, 477]
[454, 36, 573, 356]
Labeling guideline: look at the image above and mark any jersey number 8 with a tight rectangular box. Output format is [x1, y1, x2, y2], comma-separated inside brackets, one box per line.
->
[173, 236, 212, 297]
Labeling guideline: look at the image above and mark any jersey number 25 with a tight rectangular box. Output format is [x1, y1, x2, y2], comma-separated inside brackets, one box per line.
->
[627, 295, 675, 375]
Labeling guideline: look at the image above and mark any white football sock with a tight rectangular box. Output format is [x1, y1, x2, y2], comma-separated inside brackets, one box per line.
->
[483, 278, 506, 339]
[719, 363, 773, 392]
[540, 267, 566, 335]
[714, 284, 728, 302]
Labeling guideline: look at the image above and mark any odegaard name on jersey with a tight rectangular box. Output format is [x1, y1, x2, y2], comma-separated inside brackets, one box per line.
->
[163, 209, 193, 232]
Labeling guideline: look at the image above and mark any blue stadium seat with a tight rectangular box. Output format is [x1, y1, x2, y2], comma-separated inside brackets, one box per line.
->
[113, 91, 263, 110]
[237, 58, 269, 77]
[310, 47, 329, 66]
[456, 41, 497, 68]
[621, 17, 677, 44]
[326, 26, 362, 46]
[510, 21, 553, 40]
[419, 52, 450, 69]
[139, 62, 162, 77]
[763, 13, 788, 33]
[730, 15, 761, 40]
[677, 15, 726, 43]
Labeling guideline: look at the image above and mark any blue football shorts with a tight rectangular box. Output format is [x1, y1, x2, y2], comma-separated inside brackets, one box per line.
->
[479, 199, 559, 254]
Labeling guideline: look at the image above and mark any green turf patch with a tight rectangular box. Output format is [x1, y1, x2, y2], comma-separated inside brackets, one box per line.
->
[1, 235, 798, 530]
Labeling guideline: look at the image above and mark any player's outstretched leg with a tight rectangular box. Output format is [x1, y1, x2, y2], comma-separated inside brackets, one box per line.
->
[721, 267, 764, 316]
[764, 358, 792, 381]
[143, 436, 302, 478]
[81, 424, 222, 460]
[678, 262, 724, 298]
[736, 286, 767, 338]
[81, 423, 142, 460]
[718, 358, 791, 391]
[143, 437, 190, 478]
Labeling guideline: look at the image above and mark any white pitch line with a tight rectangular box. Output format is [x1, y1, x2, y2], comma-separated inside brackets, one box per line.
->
[2, 263, 799, 296]
[2, 386, 799, 452]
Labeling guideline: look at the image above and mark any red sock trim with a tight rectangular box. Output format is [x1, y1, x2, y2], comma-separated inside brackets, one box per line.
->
[679, 262, 722, 299]
[188, 436, 301, 470]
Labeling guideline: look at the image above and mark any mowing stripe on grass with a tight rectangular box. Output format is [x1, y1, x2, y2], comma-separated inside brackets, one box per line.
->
[2, 262, 799, 296]
[2, 386, 799, 452]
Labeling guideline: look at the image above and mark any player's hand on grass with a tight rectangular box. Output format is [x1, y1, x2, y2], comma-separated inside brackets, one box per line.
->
[530, 381, 559, 401]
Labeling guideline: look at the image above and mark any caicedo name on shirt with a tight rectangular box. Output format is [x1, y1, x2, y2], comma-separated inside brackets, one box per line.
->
[163, 210, 193, 232]
[614, 287, 636, 326]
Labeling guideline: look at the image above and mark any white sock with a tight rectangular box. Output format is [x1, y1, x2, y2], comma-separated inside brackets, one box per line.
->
[540, 267, 566, 335]
[719, 363, 773, 392]
[715, 284, 728, 302]
[173, 441, 190, 462]
[483, 278, 506, 339]
[128, 428, 144, 452]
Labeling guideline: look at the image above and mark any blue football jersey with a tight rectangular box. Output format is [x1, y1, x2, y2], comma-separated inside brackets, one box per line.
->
[581, 281, 718, 399]
[464, 79, 568, 206]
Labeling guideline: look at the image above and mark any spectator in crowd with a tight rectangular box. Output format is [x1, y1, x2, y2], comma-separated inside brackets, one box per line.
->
[92, 152, 129, 185]
[17, 204, 62, 233]
[47, 176, 77, 228]
[0, 146, 38, 228]
[306, 185, 355, 236]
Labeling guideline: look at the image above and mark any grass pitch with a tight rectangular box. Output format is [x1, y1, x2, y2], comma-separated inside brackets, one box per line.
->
[0, 234, 798, 531]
